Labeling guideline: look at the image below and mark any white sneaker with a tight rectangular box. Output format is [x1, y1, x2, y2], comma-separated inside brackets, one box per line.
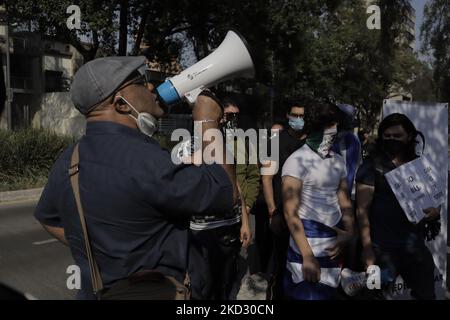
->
[340, 268, 367, 297]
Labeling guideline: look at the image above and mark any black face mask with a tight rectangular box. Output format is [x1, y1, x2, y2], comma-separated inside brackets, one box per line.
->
[383, 139, 407, 157]
[222, 113, 239, 132]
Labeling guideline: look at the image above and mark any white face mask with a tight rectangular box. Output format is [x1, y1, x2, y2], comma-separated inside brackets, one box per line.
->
[117, 95, 158, 137]
[317, 127, 338, 158]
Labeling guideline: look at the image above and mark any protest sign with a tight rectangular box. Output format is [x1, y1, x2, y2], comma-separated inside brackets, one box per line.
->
[385, 154, 445, 224]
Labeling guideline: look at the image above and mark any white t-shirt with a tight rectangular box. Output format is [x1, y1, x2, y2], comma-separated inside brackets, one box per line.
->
[281, 144, 347, 228]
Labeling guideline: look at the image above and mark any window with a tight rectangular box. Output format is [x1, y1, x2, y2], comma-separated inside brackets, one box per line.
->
[45, 70, 63, 92]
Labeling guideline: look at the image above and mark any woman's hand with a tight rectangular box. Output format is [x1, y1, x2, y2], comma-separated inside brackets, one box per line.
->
[423, 207, 441, 221]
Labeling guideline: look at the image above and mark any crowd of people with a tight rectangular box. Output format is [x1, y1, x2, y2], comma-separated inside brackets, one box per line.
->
[33, 56, 442, 300]
[254, 99, 441, 300]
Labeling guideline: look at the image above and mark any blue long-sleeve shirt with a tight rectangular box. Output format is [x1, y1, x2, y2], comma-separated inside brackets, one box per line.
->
[332, 131, 362, 198]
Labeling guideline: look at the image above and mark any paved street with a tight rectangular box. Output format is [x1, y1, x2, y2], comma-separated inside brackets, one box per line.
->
[0, 200, 76, 299]
[0, 200, 266, 300]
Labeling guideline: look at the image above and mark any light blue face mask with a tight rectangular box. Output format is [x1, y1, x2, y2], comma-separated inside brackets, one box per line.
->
[288, 116, 304, 131]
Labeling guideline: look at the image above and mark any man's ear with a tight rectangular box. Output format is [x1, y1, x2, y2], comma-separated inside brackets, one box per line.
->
[113, 95, 131, 114]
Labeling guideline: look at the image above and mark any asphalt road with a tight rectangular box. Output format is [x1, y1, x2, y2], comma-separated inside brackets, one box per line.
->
[0, 200, 76, 300]
[0, 199, 266, 300]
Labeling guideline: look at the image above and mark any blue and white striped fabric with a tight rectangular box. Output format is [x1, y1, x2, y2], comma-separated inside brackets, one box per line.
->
[284, 219, 343, 300]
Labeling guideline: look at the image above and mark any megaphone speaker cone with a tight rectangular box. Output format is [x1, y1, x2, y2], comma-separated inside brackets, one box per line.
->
[156, 30, 255, 106]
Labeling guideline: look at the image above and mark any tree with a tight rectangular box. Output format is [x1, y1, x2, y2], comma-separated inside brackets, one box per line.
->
[4, 0, 423, 127]
[409, 61, 437, 102]
[421, 0, 450, 102]
[256, 0, 418, 127]
[6, 0, 125, 62]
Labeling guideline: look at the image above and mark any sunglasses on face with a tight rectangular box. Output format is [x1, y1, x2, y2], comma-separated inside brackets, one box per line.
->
[224, 112, 239, 118]
[123, 64, 154, 90]
[128, 74, 149, 87]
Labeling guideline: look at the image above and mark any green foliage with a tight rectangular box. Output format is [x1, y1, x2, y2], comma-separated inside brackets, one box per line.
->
[409, 60, 437, 102]
[6, 0, 425, 127]
[257, 0, 417, 127]
[0, 129, 74, 191]
[421, 0, 450, 102]
[6, 0, 118, 61]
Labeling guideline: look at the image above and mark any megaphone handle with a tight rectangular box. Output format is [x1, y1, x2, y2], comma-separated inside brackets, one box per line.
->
[184, 87, 206, 105]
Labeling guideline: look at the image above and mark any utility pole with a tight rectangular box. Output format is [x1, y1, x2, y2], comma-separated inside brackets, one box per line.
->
[5, 20, 11, 129]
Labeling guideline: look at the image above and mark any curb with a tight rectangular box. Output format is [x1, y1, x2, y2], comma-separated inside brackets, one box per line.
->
[0, 188, 43, 203]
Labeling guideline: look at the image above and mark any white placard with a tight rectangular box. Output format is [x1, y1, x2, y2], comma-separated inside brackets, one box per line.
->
[385, 154, 445, 224]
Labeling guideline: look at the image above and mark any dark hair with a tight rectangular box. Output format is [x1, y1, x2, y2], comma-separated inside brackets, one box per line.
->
[305, 101, 341, 133]
[336, 108, 354, 131]
[376, 113, 420, 160]
[358, 128, 369, 142]
[222, 97, 239, 109]
[284, 95, 314, 115]
[271, 121, 284, 129]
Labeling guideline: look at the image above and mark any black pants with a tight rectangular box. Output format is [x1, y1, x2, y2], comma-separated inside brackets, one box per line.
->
[267, 210, 290, 300]
[253, 197, 273, 274]
[188, 223, 241, 300]
[374, 244, 436, 300]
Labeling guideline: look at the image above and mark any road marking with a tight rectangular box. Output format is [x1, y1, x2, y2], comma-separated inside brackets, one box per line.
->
[33, 239, 58, 245]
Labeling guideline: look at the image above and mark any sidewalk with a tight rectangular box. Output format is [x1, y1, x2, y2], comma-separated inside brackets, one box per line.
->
[235, 214, 268, 300]
[237, 272, 268, 300]
[0, 188, 43, 204]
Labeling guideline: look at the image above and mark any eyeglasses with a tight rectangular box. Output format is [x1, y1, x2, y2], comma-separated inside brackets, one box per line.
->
[289, 113, 304, 119]
[106, 74, 149, 105]
[120, 65, 152, 91]
[127, 74, 149, 88]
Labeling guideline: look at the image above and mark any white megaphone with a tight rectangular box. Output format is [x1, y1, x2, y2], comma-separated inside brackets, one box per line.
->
[156, 30, 255, 105]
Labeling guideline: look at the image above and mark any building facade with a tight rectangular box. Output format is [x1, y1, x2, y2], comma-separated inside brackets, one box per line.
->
[0, 4, 83, 130]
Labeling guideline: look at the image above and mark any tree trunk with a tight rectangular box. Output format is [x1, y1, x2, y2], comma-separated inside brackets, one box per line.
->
[118, 0, 128, 56]
[0, 53, 5, 115]
[133, 10, 148, 55]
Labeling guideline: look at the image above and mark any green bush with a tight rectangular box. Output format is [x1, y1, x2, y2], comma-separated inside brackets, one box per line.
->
[0, 129, 75, 191]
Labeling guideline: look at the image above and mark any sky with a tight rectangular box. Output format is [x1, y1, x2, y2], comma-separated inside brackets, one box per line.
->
[411, 0, 430, 56]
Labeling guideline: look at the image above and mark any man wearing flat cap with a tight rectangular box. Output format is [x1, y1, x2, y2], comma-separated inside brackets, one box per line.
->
[34, 56, 238, 300]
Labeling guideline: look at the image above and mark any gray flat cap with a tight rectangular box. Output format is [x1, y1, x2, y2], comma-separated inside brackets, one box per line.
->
[71, 56, 146, 115]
